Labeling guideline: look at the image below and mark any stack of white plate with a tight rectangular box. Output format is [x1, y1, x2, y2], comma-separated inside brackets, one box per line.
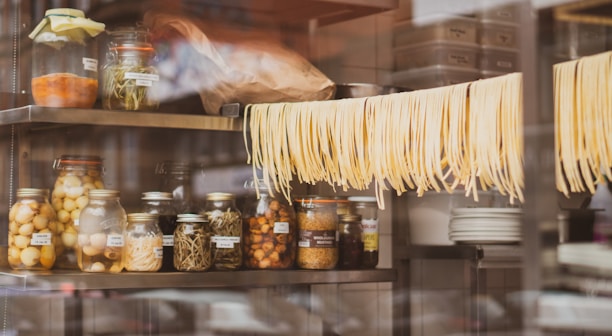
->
[558, 242, 612, 275]
[449, 207, 523, 244]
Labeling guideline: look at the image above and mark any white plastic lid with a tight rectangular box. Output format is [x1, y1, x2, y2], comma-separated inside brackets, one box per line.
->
[347, 196, 377, 203]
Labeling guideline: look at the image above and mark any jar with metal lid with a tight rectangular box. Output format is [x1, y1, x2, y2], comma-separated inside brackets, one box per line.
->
[174, 214, 212, 272]
[29, 8, 105, 108]
[124, 213, 163, 272]
[102, 26, 159, 111]
[295, 196, 338, 270]
[348, 196, 379, 269]
[52, 155, 105, 269]
[8, 188, 57, 270]
[77, 189, 126, 273]
[334, 196, 351, 217]
[242, 179, 297, 269]
[142, 191, 177, 271]
[200, 192, 242, 270]
[155, 161, 193, 214]
[338, 214, 364, 270]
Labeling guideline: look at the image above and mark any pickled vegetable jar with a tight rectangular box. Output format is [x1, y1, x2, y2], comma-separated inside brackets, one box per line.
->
[52, 155, 105, 269]
[8, 188, 57, 270]
[295, 196, 338, 270]
[242, 180, 296, 269]
[142, 191, 177, 272]
[174, 214, 212, 272]
[200, 192, 242, 271]
[102, 26, 160, 111]
[29, 8, 105, 108]
[124, 213, 163, 272]
[77, 189, 126, 273]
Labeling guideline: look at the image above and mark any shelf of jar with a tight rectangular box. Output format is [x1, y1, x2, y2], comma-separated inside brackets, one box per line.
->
[0, 105, 243, 132]
[394, 244, 523, 269]
[0, 267, 396, 291]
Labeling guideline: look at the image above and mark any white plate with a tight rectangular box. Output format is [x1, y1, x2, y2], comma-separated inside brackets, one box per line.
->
[450, 218, 521, 226]
[451, 235, 522, 242]
[452, 207, 523, 215]
[450, 223, 521, 230]
[451, 212, 522, 219]
[449, 232, 522, 238]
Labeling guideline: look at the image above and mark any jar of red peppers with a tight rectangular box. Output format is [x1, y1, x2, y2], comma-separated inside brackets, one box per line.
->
[242, 180, 297, 269]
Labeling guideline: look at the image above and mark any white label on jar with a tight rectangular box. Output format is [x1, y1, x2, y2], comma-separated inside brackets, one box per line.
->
[31, 232, 52, 245]
[82, 57, 98, 72]
[448, 53, 470, 66]
[107, 234, 124, 247]
[154, 247, 163, 259]
[162, 234, 174, 246]
[124, 72, 159, 85]
[273, 221, 289, 234]
[362, 218, 379, 251]
[183, 224, 194, 235]
[496, 60, 513, 69]
[135, 224, 146, 234]
[298, 240, 310, 248]
[212, 236, 240, 248]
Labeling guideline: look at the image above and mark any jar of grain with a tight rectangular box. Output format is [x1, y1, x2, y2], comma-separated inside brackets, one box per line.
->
[200, 192, 242, 270]
[52, 155, 105, 269]
[242, 179, 297, 269]
[295, 196, 338, 270]
[174, 214, 212, 272]
[8, 188, 57, 270]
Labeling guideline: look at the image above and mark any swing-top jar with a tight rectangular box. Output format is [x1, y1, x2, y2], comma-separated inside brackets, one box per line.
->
[52, 155, 105, 269]
[29, 8, 105, 108]
[77, 189, 126, 273]
[124, 213, 163, 272]
[295, 196, 338, 270]
[102, 26, 160, 111]
[200, 192, 242, 271]
[8, 188, 57, 270]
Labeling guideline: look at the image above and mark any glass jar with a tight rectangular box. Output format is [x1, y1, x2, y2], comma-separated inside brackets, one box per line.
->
[155, 161, 193, 214]
[142, 191, 178, 272]
[52, 155, 105, 269]
[338, 214, 364, 270]
[174, 214, 212, 272]
[348, 196, 379, 269]
[124, 213, 163, 272]
[8, 188, 57, 270]
[29, 8, 104, 108]
[295, 196, 338, 270]
[200, 192, 242, 271]
[102, 26, 160, 111]
[334, 196, 351, 218]
[77, 189, 126, 273]
[242, 180, 297, 269]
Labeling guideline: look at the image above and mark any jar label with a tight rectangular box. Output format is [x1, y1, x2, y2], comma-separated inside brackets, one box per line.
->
[162, 234, 174, 246]
[31, 232, 52, 245]
[299, 230, 337, 248]
[362, 219, 379, 251]
[183, 224, 194, 235]
[82, 57, 98, 72]
[107, 234, 124, 247]
[124, 72, 159, 87]
[154, 247, 163, 259]
[212, 236, 240, 248]
[273, 221, 289, 234]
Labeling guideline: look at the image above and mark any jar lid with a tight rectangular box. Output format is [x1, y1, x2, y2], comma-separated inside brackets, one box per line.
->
[347, 196, 377, 203]
[89, 189, 120, 198]
[155, 161, 191, 175]
[339, 214, 362, 223]
[294, 196, 338, 208]
[16, 188, 49, 197]
[206, 192, 235, 201]
[177, 214, 207, 223]
[53, 155, 103, 170]
[141, 191, 173, 201]
[128, 213, 158, 222]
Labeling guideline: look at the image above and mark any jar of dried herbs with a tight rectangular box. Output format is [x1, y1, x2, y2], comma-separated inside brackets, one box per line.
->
[102, 26, 159, 111]
[200, 192, 242, 270]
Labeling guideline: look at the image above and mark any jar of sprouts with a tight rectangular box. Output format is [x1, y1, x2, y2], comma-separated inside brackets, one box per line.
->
[200, 192, 242, 270]
[174, 214, 212, 272]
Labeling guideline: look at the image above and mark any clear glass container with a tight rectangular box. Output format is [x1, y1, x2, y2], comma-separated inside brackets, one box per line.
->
[174, 214, 212, 272]
[155, 161, 193, 214]
[200, 192, 242, 271]
[242, 180, 297, 269]
[8, 188, 57, 270]
[142, 191, 178, 272]
[29, 8, 104, 108]
[52, 155, 105, 269]
[338, 214, 364, 270]
[334, 196, 351, 217]
[124, 213, 163, 272]
[77, 189, 126, 273]
[102, 26, 160, 111]
[348, 196, 379, 269]
[294, 196, 338, 270]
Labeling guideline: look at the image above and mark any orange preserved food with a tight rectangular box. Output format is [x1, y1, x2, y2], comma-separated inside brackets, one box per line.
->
[31, 73, 98, 108]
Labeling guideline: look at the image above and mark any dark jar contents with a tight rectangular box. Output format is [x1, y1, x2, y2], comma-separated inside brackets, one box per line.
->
[348, 196, 379, 268]
[338, 214, 364, 269]
[141, 191, 177, 271]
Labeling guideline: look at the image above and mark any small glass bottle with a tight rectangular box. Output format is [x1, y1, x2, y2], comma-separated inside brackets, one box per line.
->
[295, 196, 338, 270]
[77, 189, 126, 273]
[52, 155, 105, 269]
[200, 192, 242, 271]
[242, 179, 297, 269]
[142, 191, 177, 272]
[8, 188, 57, 270]
[338, 214, 364, 270]
[124, 213, 163, 272]
[174, 214, 212, 272]
[29, 8, 104, 108]
[348, 196, 379, 269]
[155, 161, 193, 214]
[102, 26, 159, 111]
